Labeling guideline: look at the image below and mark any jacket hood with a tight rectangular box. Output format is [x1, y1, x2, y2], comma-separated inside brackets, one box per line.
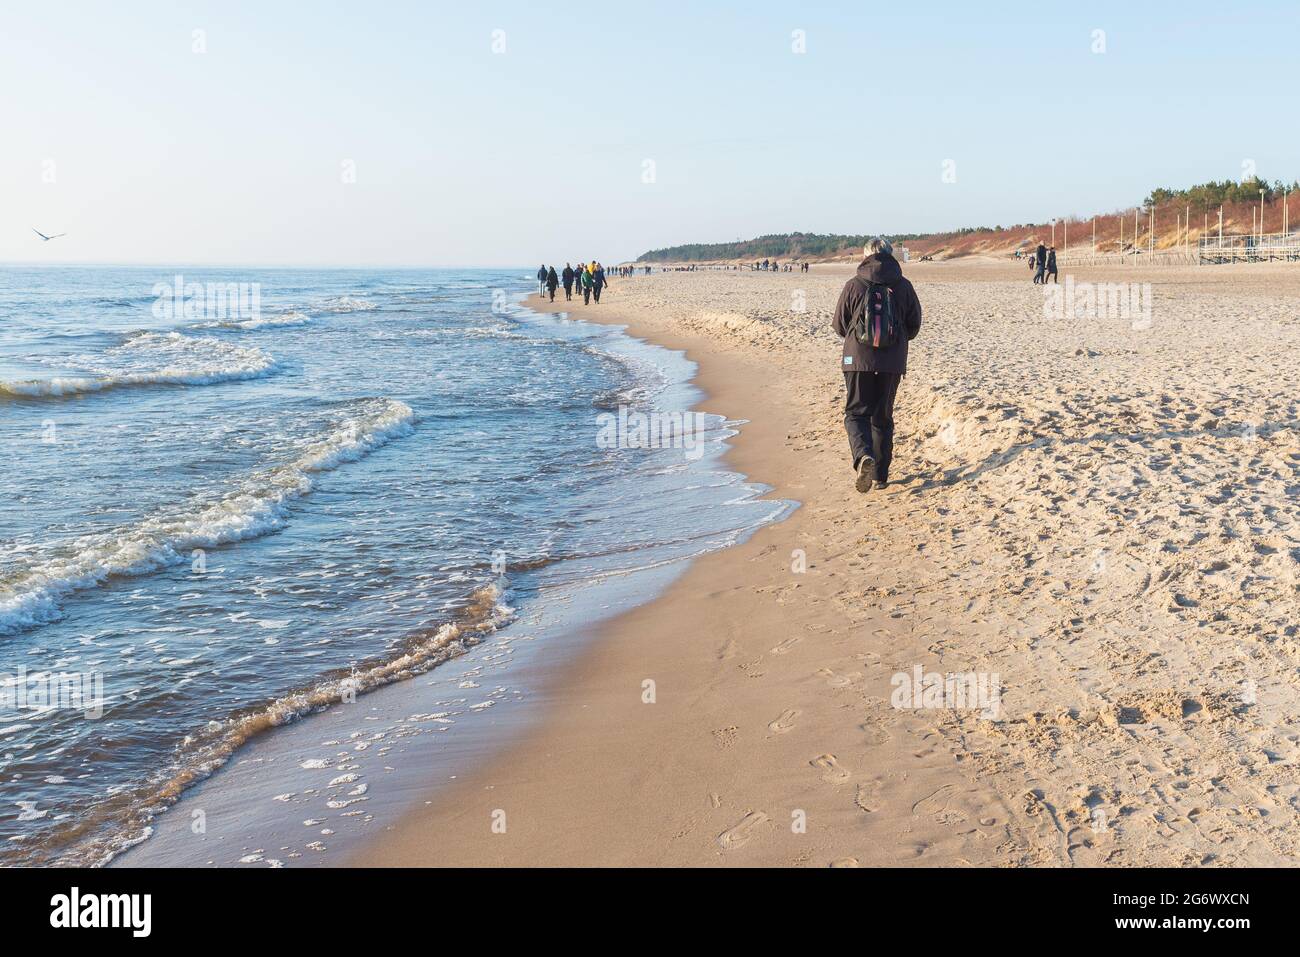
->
[856, 252, 902, 284]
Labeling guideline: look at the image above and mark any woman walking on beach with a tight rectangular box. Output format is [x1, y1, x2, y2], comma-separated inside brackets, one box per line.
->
[832, 237, 923, 493]
[545, 266, 559, 301]
[1045, 246, 1058, 284]
[592, 263, 607, 303]
[562, 263, 575, 300]
[581, 265, 594, 304]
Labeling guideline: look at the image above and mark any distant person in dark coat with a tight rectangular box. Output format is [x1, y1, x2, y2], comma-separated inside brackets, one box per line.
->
[545, 266, 559, 301]
[1045, 247, 1058, 284]
[562, 263, 575, 300]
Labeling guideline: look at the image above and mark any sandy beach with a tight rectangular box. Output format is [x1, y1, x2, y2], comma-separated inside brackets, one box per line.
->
[12, 5, 1300, 943]
[353, 258, 1300, 867]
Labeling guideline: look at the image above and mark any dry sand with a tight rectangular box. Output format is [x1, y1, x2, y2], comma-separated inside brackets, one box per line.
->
[354, 258, 1300, 867]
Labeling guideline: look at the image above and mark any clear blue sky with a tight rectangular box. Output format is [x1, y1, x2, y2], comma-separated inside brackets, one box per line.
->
[3, 0, 1295, 266]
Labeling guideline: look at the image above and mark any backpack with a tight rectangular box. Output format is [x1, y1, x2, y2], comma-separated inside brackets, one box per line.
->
[854, 279, 899, 349]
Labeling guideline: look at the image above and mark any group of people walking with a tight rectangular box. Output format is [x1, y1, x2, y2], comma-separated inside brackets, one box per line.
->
[1027, 243, 1058, 284]
[537, 262, 610, 304]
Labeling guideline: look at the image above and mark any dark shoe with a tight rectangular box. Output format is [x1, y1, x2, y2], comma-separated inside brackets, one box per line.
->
[855, 456, 875, 493]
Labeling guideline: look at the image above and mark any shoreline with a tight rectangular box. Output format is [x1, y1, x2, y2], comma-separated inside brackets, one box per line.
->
[349, 280, 1023, 867]
[107, 282, 781, 868]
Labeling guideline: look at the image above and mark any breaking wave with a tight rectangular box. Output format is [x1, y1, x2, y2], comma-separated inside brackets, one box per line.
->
[199, 310, 313, 331]
[1, 332, 277, 397]
[317, 296, 377, 313]
[33, 577, 512, 867]
[0, 398, 416, 634]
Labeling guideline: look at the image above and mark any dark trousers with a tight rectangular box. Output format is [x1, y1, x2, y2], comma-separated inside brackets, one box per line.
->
[547, 285, 556, 301]
[1046, 268, 1058, 284]
[844, 371, 901, 481]
[563, 281, 573, 300]
[592, 284, 603, 303]
[583, 286, 591, 304]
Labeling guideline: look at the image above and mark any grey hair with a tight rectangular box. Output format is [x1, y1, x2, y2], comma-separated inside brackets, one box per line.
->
[865, 237, 893, 256]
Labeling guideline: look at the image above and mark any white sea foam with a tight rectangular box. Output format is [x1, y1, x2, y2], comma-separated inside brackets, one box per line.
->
[82, 576, 511, 867]
[1, 332, 277, 397]
[0, 398, 416, 634]
[16, 801, 47, 822]
[200, 310, 312, 330]
[317, 296, 377, 313]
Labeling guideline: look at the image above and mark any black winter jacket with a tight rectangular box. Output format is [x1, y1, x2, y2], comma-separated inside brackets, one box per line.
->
[832, 254, 922, 375]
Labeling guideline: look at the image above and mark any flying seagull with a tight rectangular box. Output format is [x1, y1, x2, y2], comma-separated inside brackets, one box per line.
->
[33, 228, 67, 242]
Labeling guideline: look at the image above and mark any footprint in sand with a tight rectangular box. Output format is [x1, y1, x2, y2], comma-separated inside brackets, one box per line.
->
[810, 753, 852, 784]
[768, 709, 800, 734]
[829, 857, 860, 868]
[860, 721, 890, 746]
[817, 668, 861, 688]
[718, 811, 768, 849]
[855, 781, 882, 813]
[911, 783, 957, 817]
[712, 726, 739, 749]
[773, 584, 802, 606]
[717, 638, 738, 660]
[770, 636, 802, 655]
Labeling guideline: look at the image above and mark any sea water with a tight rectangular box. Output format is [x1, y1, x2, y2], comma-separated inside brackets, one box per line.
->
[0, 266, 786, 864]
